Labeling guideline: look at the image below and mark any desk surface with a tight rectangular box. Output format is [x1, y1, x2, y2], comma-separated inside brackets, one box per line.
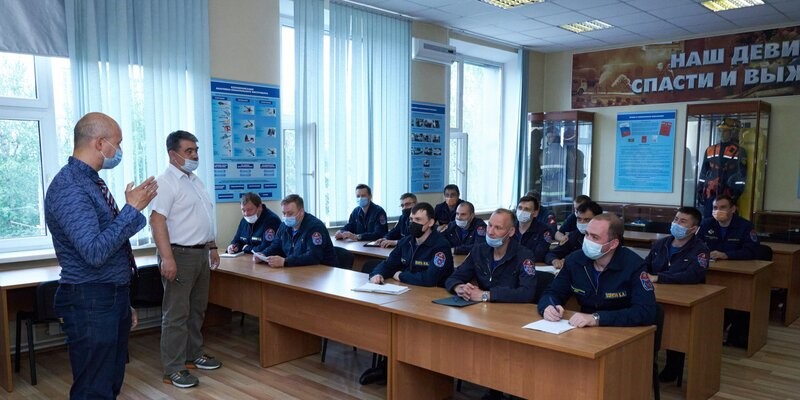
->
[333, 237, 468, 265]
[0, 255, 159, 290]
[709, 259, 773, 275]
[763, 241, 800, 254]
[623, 231, 669, 243]
[654, 282, 727, 307]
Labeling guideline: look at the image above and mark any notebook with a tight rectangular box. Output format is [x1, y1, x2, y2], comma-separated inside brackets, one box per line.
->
[352, 282, 410, 295]
[522, 319, 575, 335]
[432, 295, 480, 307]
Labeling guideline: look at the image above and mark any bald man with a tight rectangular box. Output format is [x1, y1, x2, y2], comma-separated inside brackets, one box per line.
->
[45, 112, 157, 398]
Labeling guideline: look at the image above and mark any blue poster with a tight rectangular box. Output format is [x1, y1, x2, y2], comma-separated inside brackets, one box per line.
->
[410, 102, 446, 193]
[614, 110, 677, 192]
[210, 79, 281, 202]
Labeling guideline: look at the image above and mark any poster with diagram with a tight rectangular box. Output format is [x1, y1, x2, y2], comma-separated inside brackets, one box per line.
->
[211, 79, 281, 202]
[409, 102, 446, 193]
[614, 110, 676, 192]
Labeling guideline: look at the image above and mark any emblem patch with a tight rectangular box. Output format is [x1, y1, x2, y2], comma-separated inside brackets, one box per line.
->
[312, 231, 323, 245]
[640, 271, 654, 291]
[265, 228, 275, 242]
[749, 229, 758, 243]
[476, 226, 486, 236]
[522, 259, 535, 276]
[433, 251, 446, 268]
[697, 252, 708, 269]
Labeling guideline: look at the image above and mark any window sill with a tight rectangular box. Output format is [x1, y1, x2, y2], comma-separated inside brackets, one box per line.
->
[0, 243, 156, 265]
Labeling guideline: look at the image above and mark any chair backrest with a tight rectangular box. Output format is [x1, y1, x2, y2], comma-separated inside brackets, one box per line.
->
[756, 244, 773, 261]
[34, 280, 60, 321]
[533, 272, 555, 303]
[334, 247, 355, 270]
[131, 264, 164, 307]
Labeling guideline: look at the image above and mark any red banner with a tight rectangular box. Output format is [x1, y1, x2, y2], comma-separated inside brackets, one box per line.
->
[572, 25, 800, 108]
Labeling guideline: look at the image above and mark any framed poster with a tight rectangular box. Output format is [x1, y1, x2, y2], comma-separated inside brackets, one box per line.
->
[614, 110, 677, 192]
[409, 102, 446, 193]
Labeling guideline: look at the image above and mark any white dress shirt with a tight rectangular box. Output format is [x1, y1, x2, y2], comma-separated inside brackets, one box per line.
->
[151, 164, 215, 246]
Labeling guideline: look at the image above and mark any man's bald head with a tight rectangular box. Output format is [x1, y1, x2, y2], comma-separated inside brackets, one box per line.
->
[73, 112, 120, 149]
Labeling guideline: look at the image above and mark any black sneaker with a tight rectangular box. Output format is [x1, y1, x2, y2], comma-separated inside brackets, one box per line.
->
[358, 366, 387, 385]
[163, 370, 199, 388]
[186, 355, 222, 370]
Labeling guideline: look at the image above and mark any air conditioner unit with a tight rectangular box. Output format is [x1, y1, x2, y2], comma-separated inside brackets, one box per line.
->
[412, 38, 458, 65]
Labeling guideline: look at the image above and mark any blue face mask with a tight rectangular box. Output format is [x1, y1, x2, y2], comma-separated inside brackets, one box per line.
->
[486, 235, 504, 248]
[283, 216, 297, 228]
[175, 152, 198, 172]
[670, 222, 692, 240]
[100, 139, 122, 170]
[357, 197, 369, 208]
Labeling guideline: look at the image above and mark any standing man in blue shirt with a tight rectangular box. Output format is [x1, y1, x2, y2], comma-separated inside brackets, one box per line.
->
[374, 192, 417, 248]
[226, 192, 281, 254]
[46, 112, 157, 399]
[335, 183, 388, 241]
[442, 201, 486, 255]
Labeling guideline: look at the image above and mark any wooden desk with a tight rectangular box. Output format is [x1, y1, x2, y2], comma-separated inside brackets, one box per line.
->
[382, 286, 655, 399]
[655, 283, 726, 400]
[707, 259, 773, 357]
[623, 231, 669, 248]
[763, 242, 800, 325]
[333, 238, 467, 270]
[0, 256, 158, 393]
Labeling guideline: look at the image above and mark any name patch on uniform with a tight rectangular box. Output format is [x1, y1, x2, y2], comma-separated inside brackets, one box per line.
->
[415, 260, 430, 266]
[522, 259, 535, 276]
[379, 214, 386, 225]
[750, 229, 758, 242]
[265, 228, 275, 241]
[604, 291, 627, 299]
[570, 285, 585, 295]
[697, 253, 708, 269]
[476, 226, 486, 236]
[433, 252, 446, 268]
[312, 231, 323, 245]
[640, 271, 654, 291]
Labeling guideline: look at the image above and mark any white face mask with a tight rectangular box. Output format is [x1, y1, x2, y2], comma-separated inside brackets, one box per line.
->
[582, 237, 611, 260]
[455, 218, 468, 228]
[244, 214, 258, 224]
[516, 210, 532, 224]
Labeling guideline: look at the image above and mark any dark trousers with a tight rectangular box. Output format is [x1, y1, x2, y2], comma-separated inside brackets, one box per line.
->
[55, 283, 131, 400]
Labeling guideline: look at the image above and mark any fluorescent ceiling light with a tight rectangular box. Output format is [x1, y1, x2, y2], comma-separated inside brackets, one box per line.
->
[560, 20, 613, 34]
[478, 0, 544, 9]
[701, 0, 764, 12]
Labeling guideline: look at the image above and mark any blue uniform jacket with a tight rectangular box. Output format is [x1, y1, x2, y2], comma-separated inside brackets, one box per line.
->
[545, 230, 585, 265]
[558, 212, 577, 234]
[442, 218, 486, 255]
[445, 240, 538, 303]
[434, 200, 463, 226]
[538, 247, 657, 327]
[370, 230, 454, 287]
[697, 215, 759, 260]
[643, 235, 710, 284]
[229, 204, 281, 254]
[537, 205, 558, 231]
[256, 212, 338, 267]
[514, 220, 555, 262]
[385, 212, 410, 240]
[342, 202, 388, 241]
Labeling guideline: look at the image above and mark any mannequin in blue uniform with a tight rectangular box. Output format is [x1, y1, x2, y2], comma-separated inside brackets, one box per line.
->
[335, 183, 388, 241]
[226, 192, 281, 254]
[374, 192, 416, 248]
[442, 201, 486, 255]
[514, 195, 555, 262]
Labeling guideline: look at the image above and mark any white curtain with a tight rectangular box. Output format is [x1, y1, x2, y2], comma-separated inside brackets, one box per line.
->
[65, 0, 212, 244]
[295, 0, 410, 224]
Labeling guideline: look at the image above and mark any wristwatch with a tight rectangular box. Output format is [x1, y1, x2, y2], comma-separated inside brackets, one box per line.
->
[592, 313, 600, 325]
[481, 291, 489, 302]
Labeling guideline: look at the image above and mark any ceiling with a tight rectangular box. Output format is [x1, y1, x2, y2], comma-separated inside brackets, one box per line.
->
[347, 0, 800, 53]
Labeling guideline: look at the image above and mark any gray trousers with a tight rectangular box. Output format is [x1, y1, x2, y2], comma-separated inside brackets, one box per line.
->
[159, 246, 210, 375]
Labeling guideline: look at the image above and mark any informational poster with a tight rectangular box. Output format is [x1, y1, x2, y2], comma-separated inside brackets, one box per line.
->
[614, 110, 677, 193]
[409, 102, 446, 193]
[210, 79, 281, 203]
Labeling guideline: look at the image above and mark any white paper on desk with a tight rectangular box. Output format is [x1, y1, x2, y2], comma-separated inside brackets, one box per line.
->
[253, 252, 269, 262]
[220, 251, 244, 258]
[352, 282, 410, 295]
[523, 319, 575, 335]
[535, 266, 558, 274]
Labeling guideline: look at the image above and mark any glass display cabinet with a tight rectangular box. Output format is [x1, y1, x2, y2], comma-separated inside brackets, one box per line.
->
[522, 111, 594, 222]
[682, 101, 770, 220]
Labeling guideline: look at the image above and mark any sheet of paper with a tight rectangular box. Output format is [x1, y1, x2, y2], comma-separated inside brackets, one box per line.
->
[220, 251, 244, 258]
[522, 319, 575, 335]
[535, 265, 558, 274]
[352, 282, 409, 295]
[253, 252, 269, 262]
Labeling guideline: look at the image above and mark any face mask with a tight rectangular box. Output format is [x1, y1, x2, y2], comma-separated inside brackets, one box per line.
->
[402, 208, 412, 217]
[357, 197, 369, 208]
[576, 222, 589, 234]
[670, 222, 692, 240]
[244, 214, 258, 224]
[175, 153, 198, 172]
[455, 218, 468, 228]
[516, 210, 532, 224]
[100, 139, 122, 170]
[409, 221, 426, 238]
[486, 235, 504, 248]
[582, 237, 611, 260]
[712, 209, 728, 220]
[282, 216, 297, 228]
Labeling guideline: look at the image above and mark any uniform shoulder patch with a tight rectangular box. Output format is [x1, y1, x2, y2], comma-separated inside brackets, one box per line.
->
[749, 229, 758, 243]
[476, 226, 486, 236]
[697, 252, 708, 269]
[433, 251, 446, 268]
[522, 259, 535, 276]
[379, 214, 387, 225]
[547, 215, 556, 226]
[312, 231, 323, 245]
[265, 228, 275, 242]
[639, 271, 654, 291]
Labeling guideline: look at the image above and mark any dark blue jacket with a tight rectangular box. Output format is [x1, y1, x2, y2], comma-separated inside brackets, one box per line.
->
[370, 230, 454, 287]
[697, 215, 759, 260]
[342, 202, 388, 241]
[434, 200, 463, 226]
[256, 212, 338, 267]
[538, 247, 657, 327]
[385, 212, 411, 240]
[558, 212, 577, 234]
[445, 240, 538, 303]
[545, 230, 585, 265]
[515, 220, 555, 262]
[643, 235, 710, 284]
[537, 205, 558, 231]
[442, 218, 486, 255]
[229, 204, 281, 254]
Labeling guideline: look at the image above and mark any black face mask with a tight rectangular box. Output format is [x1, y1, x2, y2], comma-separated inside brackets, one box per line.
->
[402, 208, 412, 217]
[409, 221, 426, 238]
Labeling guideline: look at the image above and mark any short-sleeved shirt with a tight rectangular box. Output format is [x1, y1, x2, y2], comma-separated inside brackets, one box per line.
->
[150, 164, 215, 245]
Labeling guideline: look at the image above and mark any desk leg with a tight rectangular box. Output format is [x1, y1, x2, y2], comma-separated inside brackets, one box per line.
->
[685, 294, 725, 400]
[782, 253, 800, 326]
[0, 289, 12, 392]
[747, 270, 772, 357]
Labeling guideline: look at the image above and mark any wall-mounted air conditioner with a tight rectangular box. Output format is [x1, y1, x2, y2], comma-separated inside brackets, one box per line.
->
[412, 38, 458, 65]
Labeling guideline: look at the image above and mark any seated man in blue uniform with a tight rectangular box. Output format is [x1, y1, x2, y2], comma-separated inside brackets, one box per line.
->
[226, 192, 281, 254]
[335, 183, 388, 241]
[545, 201, 603, 269]
[525, 190, 557, 231]
[642, 206, 709, 383]
[446, 208, 537, 303]
[253, 194, 338, 267]
[554, 194, 591, 245]
[374, 192, 416, 248]
[514, 195, 555, 262]
[369, 202, 454, 287]
[434, 184, 464, 231]
[538, 212, 657, 328]
[442, 201, 486, 255]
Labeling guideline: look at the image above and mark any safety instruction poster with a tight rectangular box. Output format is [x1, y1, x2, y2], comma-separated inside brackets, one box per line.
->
[614, 110, 677, 192]
[409, 102, 446, 193]
[210, 79, 281, 202]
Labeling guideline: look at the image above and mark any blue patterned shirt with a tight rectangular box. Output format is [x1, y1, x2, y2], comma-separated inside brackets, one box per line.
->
[44, 157, 146, 284]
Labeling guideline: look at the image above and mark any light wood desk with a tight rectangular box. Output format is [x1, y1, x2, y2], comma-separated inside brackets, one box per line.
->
[382, 285, 655, 400]
[763, 242, 800, 325]
[332, 237, 467, 270]
[623, 231, 669, 248]
[0, 256, 158, 393]
[655, 283, 726, 400]
[707, 259, 773, 357]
